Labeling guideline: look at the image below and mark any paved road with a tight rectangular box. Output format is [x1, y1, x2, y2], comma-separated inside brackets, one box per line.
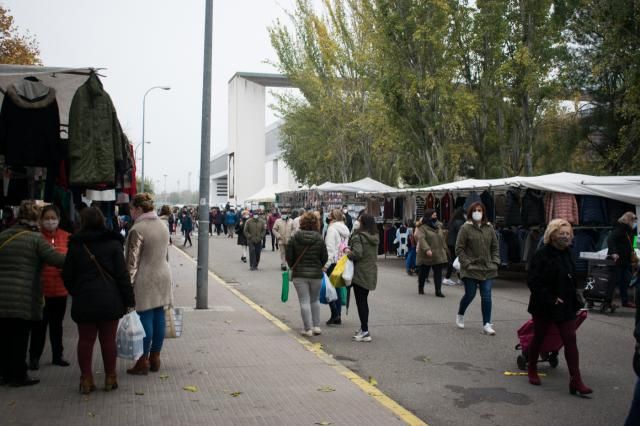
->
[180, 232, 637, 426]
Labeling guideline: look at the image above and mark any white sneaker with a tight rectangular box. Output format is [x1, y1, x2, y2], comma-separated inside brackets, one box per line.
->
[483, 323, 496, 335]
[354, 330, 372, 342]
[443, 278, 456, 286]
[456, 315, 465, 329]
[301, 329, 313, 337]
[312, 327, 322, 335]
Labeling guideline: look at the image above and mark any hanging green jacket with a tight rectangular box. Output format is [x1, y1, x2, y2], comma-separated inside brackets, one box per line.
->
[68, 72, 124, 186]
[455, 221, 500, 281]
[347, 231, 379, 291]
[0, 224, 65, 321]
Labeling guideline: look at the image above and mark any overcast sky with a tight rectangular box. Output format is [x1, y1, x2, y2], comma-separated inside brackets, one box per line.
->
[4, 0, 303, 193]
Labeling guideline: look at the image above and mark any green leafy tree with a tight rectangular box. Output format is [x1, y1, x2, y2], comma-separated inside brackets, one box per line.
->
[0, 6, 40, 64]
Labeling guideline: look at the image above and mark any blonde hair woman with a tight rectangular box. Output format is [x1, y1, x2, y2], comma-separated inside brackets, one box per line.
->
[526, 219, 591, 395]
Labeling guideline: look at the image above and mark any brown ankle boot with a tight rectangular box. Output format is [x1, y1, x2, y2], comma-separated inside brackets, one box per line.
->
[149, 352, 161, 372]
[79, 375, 96, 394]
[126, 355, 150, 375]
[104, 373, 118, 391]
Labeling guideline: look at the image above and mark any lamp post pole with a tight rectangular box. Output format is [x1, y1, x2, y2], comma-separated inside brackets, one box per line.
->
[141, 86, 170, 193]
[196, 0, 213, 309]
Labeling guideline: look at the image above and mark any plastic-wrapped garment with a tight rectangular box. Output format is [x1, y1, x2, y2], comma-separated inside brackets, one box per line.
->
[579, 195, 608, 225]
[544, 192, 579, 225]
[480, 191, 495, 223]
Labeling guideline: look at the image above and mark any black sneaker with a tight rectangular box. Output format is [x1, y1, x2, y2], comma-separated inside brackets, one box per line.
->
[326, 317, 342, 325]
[9, 376, 40, 387]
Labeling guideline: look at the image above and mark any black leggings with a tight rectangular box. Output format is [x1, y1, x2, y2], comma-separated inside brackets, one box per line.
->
[353, 283, 370, 332]
[184, 231, 192, 246]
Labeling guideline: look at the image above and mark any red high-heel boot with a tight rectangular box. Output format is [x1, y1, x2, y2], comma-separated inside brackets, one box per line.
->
[569, 375, 593, 395]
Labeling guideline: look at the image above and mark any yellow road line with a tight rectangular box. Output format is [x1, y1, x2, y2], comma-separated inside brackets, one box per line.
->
[172, 246, 428, 426]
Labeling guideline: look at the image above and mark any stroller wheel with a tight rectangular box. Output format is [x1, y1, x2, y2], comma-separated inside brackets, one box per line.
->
[517, 355, 527, 371]
[549, 353, 559, 368]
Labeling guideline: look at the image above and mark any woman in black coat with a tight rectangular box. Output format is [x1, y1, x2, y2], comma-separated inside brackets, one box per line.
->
[526, 218, 591, 395]
[63, 207, 135, 394]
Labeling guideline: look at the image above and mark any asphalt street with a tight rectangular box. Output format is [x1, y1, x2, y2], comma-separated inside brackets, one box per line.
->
[179, 231, 637, 426]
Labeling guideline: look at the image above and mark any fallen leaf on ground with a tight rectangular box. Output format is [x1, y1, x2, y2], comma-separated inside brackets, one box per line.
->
[135, 391, 145, 395]
[224, 320, 232, 324]
[314, 422, 333, 425]
[421, 357, 431, 363]
[183, 385, 199, 392]
[87, 412, 96, 417]
[230, 391, 242, 397]
[159, 374, 169, 380]
[503, 371, 546, 377]
[368, 376, 378, 386]
[317, 386, 335, 392]
[311, 343, 323, 350]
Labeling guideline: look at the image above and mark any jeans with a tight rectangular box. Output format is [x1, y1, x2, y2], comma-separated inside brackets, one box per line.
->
[138, 307, 166, 355]
[458, 278, 493, 324]
[626, 378, 640, 426]
[608, 264, 631, 304]
[248, 242, 262, 269]
[30, 296, 67, 361]
[353, 283, 370, 332]
[0, 318, 31, 382]
[293, 278, 322, 330]
[405, 247, 416, 272]
[77, 320, 118, 376]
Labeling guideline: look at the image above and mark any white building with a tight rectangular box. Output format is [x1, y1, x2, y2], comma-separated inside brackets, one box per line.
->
[209, 72, 300, 206]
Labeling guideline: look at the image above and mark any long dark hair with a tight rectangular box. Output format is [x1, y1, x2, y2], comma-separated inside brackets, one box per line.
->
[466, 202, 487, 224]
[359, 214, 377, 235]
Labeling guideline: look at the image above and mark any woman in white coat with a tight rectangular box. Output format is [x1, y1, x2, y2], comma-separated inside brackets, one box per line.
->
[323, 209, 351, 325]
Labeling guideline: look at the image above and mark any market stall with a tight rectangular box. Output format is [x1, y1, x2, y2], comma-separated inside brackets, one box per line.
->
[0, 65, 136, 232]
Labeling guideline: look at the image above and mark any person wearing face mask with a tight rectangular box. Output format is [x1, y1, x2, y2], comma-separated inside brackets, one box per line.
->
[0, 200, 65, 387]
[455, 202, 500, 335]
[525, 219, 592, 395]
[273, 210, 294, 271]
[606, 212, 638, 309]
[414, 209, 448, 297]
[342, 205, 353, 232]
[28, 205, 71, 371]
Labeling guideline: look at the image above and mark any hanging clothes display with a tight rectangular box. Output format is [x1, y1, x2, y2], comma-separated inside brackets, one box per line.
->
[544, 192, 579, 225]
[426, 193, 434, 209]
[463, 191, 481, 211]
[0, 77, 60, 167]
[480, 190, 495, 223]
[415, 196, 425, 220]
[579, 195, 608, 225]
[521, 189, 545, 226]
[383, 197, 394, 219]
[393, 197, 404, 219]
[404, 195, 416, 223]
[504, 189, 522, 226]
[440, 192, 453, 223]
[606, 199, 635, 224]
[68, 72, 125, 187]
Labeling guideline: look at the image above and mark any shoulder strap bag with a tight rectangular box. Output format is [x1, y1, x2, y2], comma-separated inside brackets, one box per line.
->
[281, 245, 311, 303]
[0, 230, 30, 251]
[83, 243, 115, 283]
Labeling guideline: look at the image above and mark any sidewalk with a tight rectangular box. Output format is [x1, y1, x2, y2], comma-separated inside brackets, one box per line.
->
[0, 243, 420, 426]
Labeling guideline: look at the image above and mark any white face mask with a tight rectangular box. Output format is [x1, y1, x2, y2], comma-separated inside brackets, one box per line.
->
[42, 219, 59, 232]
[471, 211, 483, 222]
[353, 220, 361, 230]
[343, 209, 348, 214]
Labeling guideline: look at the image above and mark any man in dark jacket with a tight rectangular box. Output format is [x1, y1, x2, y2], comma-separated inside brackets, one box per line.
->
[607, 212, 637, 308]
[624, 279, 640, 425]
[244, 213, 266, 271]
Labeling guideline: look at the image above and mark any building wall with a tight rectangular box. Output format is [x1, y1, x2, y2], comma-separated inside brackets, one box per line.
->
[227, 76, 266, 203]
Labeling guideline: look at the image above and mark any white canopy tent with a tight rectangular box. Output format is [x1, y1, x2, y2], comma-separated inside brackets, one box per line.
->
[0, 65, 99, 125]
[315, 177, 397, 194]
[244, 183, 292, 203]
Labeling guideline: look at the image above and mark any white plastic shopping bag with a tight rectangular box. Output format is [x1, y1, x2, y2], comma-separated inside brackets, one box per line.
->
[342, 259, 354, 285]
[116, 311, 146, 360]
[324, 272, 338, 303]
[453, 257, 461, 271]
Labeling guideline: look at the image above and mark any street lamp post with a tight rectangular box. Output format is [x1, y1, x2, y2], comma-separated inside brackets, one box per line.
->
[141, 86, 170, 193]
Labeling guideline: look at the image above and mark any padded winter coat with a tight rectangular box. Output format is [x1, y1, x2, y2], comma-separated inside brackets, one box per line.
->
[324, 221, 350, 268]
[347, 231, 379, 291]
[455, 221, 500, 281]
[521, 189, 545, 226]
[607, 222, 635, 266]
[415, 222, 448, 266]
[244, 217, 266, 244]
[286, 230, 328, 279]
[273, 218, 294, 245]
[68, 72, 124, 186]
[0, 224, 65, 321]
[40, 228, 70, 297]
[527, 244, 580, 322]
[63, 230, 134, 323]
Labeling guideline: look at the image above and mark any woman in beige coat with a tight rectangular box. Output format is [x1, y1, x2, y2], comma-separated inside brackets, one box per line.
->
[125, 194, 173, 375]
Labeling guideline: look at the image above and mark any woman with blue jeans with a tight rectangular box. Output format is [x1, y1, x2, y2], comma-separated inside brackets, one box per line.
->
[125, 193, 173, 375]
[455, 202, 500, 335]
